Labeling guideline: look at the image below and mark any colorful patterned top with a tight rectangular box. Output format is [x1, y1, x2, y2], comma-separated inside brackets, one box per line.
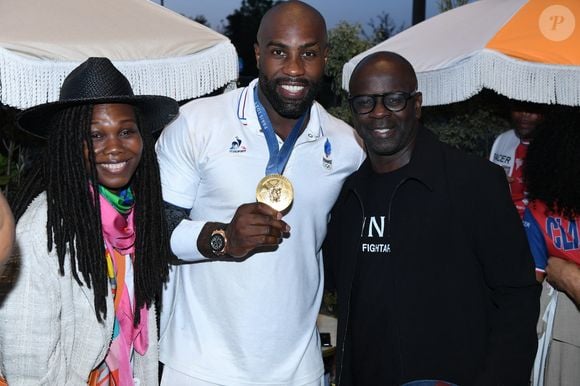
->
[88, 187, 149, 386]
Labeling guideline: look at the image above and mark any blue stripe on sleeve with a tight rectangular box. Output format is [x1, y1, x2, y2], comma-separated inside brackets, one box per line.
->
[523, 207, 548, 271]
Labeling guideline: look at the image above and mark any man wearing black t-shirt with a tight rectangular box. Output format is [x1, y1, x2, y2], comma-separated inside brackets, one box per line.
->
[323, 51, 540, 386]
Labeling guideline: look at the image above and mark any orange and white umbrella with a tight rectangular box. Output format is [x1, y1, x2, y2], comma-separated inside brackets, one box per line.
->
[0, 0, 238, 109]
[343, 0, 580, 106]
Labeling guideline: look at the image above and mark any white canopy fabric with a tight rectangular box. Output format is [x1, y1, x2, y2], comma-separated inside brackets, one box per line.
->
[0, 0, 238, 108]
[343, 0, 580, 106]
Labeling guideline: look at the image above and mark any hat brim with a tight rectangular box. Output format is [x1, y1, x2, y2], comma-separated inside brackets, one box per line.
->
[17, 95, 179, 140]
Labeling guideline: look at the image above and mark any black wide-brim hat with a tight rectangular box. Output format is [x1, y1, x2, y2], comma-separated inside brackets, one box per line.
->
[17, 57, 179, 140]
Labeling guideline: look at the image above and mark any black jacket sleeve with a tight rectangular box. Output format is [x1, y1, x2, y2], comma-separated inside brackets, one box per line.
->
[470, 163, 540, 385]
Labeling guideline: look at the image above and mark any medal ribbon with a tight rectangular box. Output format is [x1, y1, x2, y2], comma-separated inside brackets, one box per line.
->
[253, 86, 307, 175]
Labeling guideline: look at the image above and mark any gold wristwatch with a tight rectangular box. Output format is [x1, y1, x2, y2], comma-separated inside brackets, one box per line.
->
[209, 228, 227, 256]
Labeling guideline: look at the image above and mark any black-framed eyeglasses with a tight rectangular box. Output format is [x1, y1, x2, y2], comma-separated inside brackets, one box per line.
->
[349, 91, 418, 115]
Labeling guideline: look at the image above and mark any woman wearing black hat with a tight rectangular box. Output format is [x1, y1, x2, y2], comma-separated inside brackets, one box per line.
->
[0, 58, 178, 385]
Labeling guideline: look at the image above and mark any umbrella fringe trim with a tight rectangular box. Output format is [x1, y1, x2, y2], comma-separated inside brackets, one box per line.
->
[0, 42, 239, 108]
[343, 49, 580, 107]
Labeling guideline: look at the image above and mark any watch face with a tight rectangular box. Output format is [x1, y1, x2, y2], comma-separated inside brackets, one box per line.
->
[210, 233, 225, 252]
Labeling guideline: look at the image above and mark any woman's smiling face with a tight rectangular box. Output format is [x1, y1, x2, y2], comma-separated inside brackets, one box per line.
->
[85, 103, 142, 193]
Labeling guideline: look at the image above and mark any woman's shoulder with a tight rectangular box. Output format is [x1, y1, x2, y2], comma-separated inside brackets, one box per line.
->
[1, 192, 59, 311]
[14, 192, 56, 268]
[16, 192, 47, 238]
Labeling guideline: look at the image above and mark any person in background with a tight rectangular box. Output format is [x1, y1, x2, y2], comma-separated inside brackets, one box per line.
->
[0, 57, 178, 384]
[155, 1, 364, 384]
[324, 51, 540, 386]
[522, 109, 580, 386]
[0, 191, 14, 275]
[489, 100, 545, 218]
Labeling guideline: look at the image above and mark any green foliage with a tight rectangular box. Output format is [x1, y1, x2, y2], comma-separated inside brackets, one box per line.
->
[363, 12, 406, 46]
[224, 0, 276, 77]
[0, 153, 15, 188]
[192, 15, 210, 27]
[327, 100, 353, 127]
[0, 105, 30, 195]
[0, 141, 23, 196]
[423, 91, 511, 158]
[326, 21, 370, 96]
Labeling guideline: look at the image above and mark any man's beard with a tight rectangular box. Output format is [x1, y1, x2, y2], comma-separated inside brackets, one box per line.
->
[258, 73, 321, 119]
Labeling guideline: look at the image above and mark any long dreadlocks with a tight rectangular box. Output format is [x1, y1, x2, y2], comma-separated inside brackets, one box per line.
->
[11, 104, 171, 324]
[524, 107, 580, 220]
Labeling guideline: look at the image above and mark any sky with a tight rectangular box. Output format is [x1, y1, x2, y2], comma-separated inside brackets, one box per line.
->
[153, 0, 447, 32]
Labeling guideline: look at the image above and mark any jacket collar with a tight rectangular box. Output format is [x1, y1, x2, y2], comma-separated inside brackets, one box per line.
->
[403, 125, 445, 191]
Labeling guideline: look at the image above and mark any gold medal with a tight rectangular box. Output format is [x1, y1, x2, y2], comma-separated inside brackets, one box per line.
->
[256, 174, 294, 212]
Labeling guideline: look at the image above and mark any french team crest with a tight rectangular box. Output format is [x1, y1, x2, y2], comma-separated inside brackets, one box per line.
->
[322, 138, 332, 170]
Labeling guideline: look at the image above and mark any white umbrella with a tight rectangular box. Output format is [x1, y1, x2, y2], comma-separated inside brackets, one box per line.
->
[0, 0, 239, 108]
[343, 0, 580, 106]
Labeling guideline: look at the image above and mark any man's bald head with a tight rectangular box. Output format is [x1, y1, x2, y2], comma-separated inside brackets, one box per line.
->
[257, 0, 328, 47]
[349, 51, 417, 94]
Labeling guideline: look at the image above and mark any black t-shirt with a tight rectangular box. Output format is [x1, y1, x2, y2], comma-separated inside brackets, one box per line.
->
[350, 166, 408, 385]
